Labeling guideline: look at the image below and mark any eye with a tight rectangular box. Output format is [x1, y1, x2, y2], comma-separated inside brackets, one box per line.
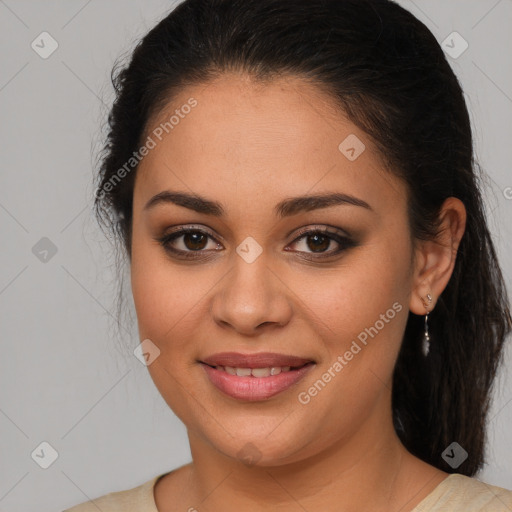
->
[287, 226, 356, 259]
[156, 226, 222, 259]
[155, 225, 356, 261]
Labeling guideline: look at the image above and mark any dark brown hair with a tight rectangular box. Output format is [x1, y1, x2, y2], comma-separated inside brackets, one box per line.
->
[95, 0, 512, 476]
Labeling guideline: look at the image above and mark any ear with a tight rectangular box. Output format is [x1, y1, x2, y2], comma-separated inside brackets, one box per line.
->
[409, 197, 467, 315]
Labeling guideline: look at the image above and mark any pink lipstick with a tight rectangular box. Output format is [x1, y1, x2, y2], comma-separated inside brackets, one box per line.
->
[200, 352, 315, 401]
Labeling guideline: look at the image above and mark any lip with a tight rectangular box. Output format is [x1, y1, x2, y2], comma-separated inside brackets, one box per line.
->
[201, 352, 314, 368]
[199, 352, 315, 401]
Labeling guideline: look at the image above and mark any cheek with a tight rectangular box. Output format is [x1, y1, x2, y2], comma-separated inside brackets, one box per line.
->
[295, 231, 412, 380]
[288, 245, 411, 438]
[130, 231, 202, 345]
[130, 241, 208, 421]
[306, 243, 409, 334]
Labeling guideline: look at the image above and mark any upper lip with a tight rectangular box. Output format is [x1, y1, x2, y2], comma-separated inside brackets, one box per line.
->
[200, 352, 314, 369]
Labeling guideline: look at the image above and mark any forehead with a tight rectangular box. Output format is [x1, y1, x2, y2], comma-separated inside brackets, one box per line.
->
[134, 73, 404, 216]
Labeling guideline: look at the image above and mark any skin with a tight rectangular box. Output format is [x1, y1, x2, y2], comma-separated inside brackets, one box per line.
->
[130, 73, 466, 511]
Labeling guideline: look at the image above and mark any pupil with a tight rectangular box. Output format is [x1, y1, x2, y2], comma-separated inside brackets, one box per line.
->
[307, 234, 329, 252]
[185, 233, 206, 250]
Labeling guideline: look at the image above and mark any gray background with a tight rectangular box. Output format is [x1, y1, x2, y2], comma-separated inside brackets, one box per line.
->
[0, 1, 511, 510]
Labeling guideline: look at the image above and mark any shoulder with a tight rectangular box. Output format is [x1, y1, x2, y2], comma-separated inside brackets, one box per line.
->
[414, 474, 512, 512]
[62, 473, 167, 512]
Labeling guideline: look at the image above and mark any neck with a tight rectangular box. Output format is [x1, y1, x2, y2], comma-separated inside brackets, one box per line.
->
[165, 397, 446, 511]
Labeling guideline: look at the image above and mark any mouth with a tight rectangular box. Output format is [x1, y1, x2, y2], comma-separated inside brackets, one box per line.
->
[199, 352, 315, 401]
[201, 362, 311, 377]
[200, 351, 314, 369]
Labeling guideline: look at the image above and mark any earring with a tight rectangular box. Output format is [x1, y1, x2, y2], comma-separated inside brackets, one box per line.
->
[421, 293, 433, 357]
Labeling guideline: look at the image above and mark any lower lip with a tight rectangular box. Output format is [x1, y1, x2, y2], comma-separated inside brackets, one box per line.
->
[200, 363, 314, 401]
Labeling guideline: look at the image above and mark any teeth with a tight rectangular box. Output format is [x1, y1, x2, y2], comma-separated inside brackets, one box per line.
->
[215, 365, 294, 377]
[251, 367, 271, 377]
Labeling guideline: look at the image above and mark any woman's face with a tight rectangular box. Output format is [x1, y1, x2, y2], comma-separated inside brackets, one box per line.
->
[131, 73, 418, 466]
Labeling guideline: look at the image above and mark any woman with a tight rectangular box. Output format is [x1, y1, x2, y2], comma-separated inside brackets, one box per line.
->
[64, 0, 512, 510]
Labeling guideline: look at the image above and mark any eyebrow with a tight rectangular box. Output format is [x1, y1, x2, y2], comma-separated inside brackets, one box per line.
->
[143, 190, 373, 217]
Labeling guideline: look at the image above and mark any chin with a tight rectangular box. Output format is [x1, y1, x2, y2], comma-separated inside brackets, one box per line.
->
[201, 423, 319, 467]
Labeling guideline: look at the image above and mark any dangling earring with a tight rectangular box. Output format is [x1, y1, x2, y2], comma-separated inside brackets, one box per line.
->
[421, 293, 433, 357]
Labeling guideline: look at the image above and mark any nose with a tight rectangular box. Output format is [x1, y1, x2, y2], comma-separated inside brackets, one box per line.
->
[210, 251, 293, 336]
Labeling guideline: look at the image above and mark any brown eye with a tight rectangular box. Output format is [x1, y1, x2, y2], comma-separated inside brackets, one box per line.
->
[156, 225, 356, 261]
[156, 227, 222, 259]
[182, 232, 208, 250]
[305, 233, 331, 252]
[288, 227, 355, 258]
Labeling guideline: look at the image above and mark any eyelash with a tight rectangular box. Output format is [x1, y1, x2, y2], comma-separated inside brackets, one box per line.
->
[155, 225, 356, 261]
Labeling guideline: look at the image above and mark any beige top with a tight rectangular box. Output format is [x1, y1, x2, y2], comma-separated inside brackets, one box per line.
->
[63, 472, 512, 511]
